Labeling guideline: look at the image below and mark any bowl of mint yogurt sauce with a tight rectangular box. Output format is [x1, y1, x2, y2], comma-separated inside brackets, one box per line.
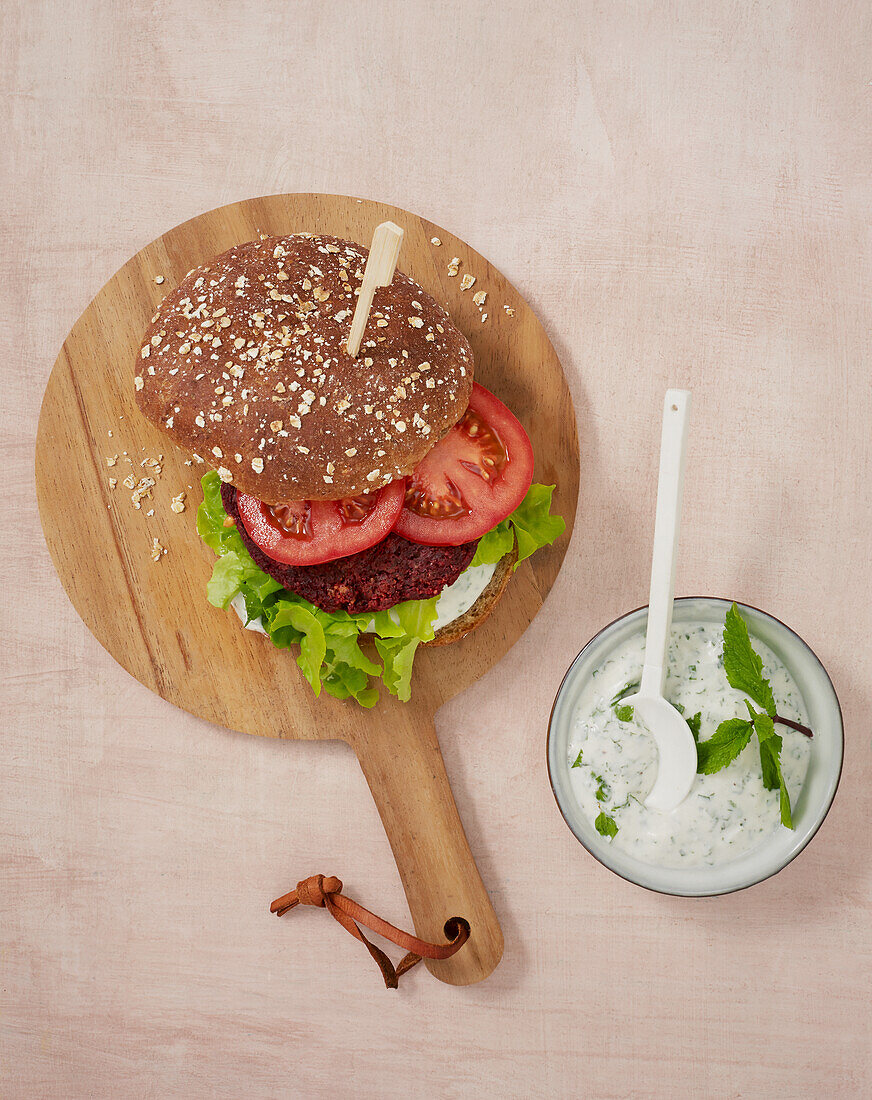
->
[547, 597, 843, 897]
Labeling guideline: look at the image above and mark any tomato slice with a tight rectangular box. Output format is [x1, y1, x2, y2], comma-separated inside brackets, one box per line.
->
[236, 480, 405, 566]
[394, 382, 534, 546]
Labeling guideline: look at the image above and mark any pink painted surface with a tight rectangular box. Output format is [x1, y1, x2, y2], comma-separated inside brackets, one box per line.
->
[2, 1, 870, 1095]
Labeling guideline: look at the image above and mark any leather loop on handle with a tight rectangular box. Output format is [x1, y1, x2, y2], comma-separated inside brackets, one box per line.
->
[271, 874, 470, 989]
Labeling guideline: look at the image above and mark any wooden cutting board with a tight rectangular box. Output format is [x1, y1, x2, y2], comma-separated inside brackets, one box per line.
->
[35, 194, 579, 985]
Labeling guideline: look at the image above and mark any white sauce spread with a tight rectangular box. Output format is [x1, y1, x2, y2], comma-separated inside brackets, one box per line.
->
[567, 623, 811, 868]
[230, 560, 496, 636]
[432, 561, 496, 630]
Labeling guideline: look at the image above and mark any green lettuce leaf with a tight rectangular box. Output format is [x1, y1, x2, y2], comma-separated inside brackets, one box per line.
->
[195, 470, 565, 706]
[205, 551, 264, 609]
[508, 484, 566, 566]
[471, 484, 566, 569]
[195, 471, 441, 706]
[374, 636, 422, 702]
[196, 471, 228, 553]
[269, 604, 327, 693]
[471, 522, 515, 567]
[325, 627, 382, 678]
[391, 596, 439, 642]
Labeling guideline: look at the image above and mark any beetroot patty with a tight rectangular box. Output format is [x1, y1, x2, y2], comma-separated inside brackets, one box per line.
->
[220, 484, 478, 614]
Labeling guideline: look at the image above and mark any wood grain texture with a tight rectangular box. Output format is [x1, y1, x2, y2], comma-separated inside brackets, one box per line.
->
[34, 193, 579, 985]
[3, 1, 872, 1096]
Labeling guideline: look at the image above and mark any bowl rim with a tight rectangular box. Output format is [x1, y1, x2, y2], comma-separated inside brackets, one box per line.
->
[546, 595, 845, 897]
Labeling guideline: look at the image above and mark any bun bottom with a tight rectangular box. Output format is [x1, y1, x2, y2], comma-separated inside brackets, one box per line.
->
[426, 546, 517, 647]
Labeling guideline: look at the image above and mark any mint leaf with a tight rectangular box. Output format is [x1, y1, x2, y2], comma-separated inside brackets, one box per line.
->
[758, 733, 781, 790]
[752, 710, 776, 743]
[614, 704, 634, 722]
[748, 706, 794, 825]
[778, 776, 793, 829]
[571, 749, 584, 768]
[595, 812, 618, 838]
[696, 718, 754, 774]
[722, 603, 777, 716]
[758, 732, 793, 828]
[595, 776, 611, 801]
[686, 712, 702, 743]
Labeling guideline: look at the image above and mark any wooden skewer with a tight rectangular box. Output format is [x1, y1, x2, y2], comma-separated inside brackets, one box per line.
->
[346, 221, 404, 357]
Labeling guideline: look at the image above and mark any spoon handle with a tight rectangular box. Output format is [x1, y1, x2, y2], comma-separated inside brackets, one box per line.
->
[640, 390, 692, 697]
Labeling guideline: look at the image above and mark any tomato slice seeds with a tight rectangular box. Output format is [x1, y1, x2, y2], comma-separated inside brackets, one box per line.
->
[393, 382, 534, 546]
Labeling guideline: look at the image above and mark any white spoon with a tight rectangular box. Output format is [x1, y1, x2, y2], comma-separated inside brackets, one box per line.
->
[627, 389, 697, 813]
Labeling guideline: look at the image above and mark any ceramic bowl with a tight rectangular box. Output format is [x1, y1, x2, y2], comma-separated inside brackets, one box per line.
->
[547, 597, 843, 896]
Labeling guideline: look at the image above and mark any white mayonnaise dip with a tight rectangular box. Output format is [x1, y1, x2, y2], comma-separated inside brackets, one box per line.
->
[230, 560, 497, 636]
[567, 622, 812, 868]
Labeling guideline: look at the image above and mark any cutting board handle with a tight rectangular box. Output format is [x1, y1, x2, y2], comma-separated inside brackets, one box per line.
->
[352, 703, 504, 986]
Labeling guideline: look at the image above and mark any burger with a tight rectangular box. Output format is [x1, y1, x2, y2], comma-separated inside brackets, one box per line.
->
[135, 232, 564, 704]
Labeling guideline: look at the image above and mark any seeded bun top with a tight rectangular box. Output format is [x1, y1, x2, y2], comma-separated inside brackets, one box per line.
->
[134, 233, 474, 503]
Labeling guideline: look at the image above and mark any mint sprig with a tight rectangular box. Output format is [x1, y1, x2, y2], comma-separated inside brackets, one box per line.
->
[694, 603, 812, 829]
